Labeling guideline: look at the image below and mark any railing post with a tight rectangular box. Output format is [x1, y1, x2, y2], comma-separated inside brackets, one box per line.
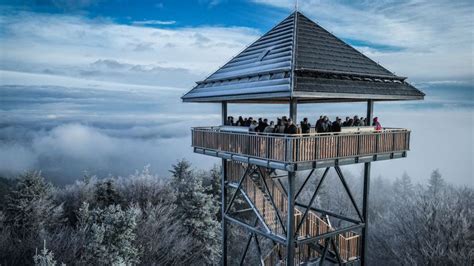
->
[287, 171, 295, 265]
[392, 131, 396, 154]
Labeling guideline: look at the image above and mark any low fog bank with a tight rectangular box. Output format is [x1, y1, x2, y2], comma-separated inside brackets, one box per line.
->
[0, 123, 215, 184]
[0, 83, 472, 186]
[1, 108, 472, 186]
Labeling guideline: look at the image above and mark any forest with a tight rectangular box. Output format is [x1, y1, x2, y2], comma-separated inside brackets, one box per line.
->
[0, 160, 472, 265]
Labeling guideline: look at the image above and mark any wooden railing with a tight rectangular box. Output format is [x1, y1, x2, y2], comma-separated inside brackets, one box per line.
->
[193, 127, 410, 163]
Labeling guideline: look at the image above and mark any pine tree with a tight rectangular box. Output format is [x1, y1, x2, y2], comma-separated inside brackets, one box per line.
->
[78, 202, 141, 265]
[33, 240, 57, 266]
[170, 159, 221, 264]
[94, 178, 122, 208]
[427, 169, 444, 198]
[3, 171, 63, 264]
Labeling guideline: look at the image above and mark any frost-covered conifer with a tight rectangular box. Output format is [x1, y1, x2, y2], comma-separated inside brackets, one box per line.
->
[78, 202, 141, 265]
[170, 159, 221, 264]
[33, 240, 57, 266]
[5, 172, 63, 236]
[94, 178, 122, 208]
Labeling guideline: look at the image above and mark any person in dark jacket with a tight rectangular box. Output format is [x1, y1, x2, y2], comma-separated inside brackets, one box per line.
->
[353, 115, 362, 126]
[342, 116, 350, 127]
[332, 117, 342, 132]
[225, 116, 234, 126]
[315, 115, 323, 132]
[245, 117, 253, 127]
[284, 119, 297, 134]
[347, 118, 354, 127]
[257, 118, 268, 132]
[236, 116, 245, 126]
[300, 117, 311, 134]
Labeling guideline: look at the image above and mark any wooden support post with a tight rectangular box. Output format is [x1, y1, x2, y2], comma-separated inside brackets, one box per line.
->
[221, 102, 227, 266]
[290, 98, 297, 122]
[361, 99, 373, 266]
[286, 171, 296, 265]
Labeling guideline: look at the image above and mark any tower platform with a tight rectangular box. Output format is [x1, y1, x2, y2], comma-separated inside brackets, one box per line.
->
[192, 126, 410, 171]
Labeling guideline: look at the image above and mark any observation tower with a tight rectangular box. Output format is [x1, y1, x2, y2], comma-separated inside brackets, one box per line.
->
[182, 11, 424, 265]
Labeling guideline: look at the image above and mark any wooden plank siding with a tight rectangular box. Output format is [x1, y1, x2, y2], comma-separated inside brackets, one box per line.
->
[193, 127, 410, 163]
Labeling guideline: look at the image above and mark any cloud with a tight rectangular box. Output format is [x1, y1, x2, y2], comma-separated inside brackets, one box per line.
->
[132, 20, 177, 26]
[8, 0, 103, 11]
[0, 123, 216, 183]
[199, 0, 224, 8]
[0, 11, 260, 89]
[253, 0, 474, 82]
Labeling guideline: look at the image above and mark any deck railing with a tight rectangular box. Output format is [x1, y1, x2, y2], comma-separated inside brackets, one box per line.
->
[192, 126, 410, 163]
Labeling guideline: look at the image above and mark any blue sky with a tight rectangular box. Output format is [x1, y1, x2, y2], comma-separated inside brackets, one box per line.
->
[0, 0, 472, 185]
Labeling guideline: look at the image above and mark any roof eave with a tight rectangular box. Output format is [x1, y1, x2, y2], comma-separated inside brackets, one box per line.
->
[292, 91, 425, 101]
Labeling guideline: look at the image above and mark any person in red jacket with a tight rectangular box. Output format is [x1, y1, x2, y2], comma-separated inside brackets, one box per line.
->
[373, 117, 382, 131]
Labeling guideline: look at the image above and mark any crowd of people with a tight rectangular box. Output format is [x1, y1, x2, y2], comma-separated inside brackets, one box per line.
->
[224, 115, 382, 134]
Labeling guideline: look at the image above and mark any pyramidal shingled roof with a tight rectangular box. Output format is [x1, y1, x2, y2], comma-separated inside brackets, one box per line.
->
[182, 12, 424, 103]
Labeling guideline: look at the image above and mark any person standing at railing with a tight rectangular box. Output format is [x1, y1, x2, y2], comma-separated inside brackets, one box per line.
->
[332, 117, 342, 132]
[225, 116, 234, 126]
[275, 119, 286, 133]
[322, 116, 332, 132]
[342, 116, 350, 127]
[353, 115, 363, 126]
[236, 116, 244, 126]
[373, 117, 382, 131]
[257, 118, 269, 132]
[264, 121, 275, 133]
[245, 117, 253, 127]
[315, 115, 323, 132]
[284, 119, 297, 134]
[249, 120, 258, 132]
[300, 117, 311, 134]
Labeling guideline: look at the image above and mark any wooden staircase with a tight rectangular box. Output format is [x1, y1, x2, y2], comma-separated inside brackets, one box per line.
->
[227, 161, 360, 265]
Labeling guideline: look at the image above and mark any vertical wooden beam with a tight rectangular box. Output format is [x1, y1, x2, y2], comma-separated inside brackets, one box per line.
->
[361, 100, 373, 266]
[286, 171, 296, 265]
[221, 101, 228, 126]
[221, 101, 227, 266]
[289, 98, 297, 122]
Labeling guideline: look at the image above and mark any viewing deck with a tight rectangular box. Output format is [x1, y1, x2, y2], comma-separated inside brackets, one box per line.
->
[192, 126, 410, 171]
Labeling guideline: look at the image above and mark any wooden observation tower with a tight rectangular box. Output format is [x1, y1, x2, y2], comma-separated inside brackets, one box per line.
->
[182, 12, 424, 265]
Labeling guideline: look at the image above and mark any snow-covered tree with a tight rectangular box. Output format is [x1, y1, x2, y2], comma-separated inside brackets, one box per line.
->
[136, 202, 197, 265]
[33, 240, 57, 266]
[94, 178, 122, 208]
[5, 172, 63, 236]
[78, 202, 141, 265]
[170, 159, 221, 264]
[2, 172, 63, 265]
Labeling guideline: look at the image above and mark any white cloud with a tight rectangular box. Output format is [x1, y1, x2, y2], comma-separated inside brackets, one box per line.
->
[0, 11, 259, 89]
[132, 20, 176, 26]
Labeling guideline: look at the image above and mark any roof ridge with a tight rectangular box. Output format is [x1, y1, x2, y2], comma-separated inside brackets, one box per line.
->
[290, 10, 298, 96]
